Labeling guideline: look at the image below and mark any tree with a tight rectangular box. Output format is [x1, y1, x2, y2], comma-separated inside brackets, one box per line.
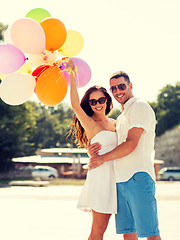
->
[51, 104, 75, 147]
[2, 80, 178, 171]
[30, 103, 74, 150]
[0, 100, 75, 171]
[0, 22, 8, 42]
[109, 108, 121, 120]
[0, 100, 37, 171]
[149, 82, 180, 136]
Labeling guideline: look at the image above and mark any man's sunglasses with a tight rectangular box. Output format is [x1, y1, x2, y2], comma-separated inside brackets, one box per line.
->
[110, 83, 127, 93]
[89, 97, 107, 106]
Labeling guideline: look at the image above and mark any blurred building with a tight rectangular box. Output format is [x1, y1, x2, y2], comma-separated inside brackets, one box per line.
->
[12, 148, 89, 178]
[12, 147, 163, 178]
[155, 127, 180, 168]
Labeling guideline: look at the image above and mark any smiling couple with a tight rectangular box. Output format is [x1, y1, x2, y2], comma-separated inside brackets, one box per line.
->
[66, 59, 161, 240]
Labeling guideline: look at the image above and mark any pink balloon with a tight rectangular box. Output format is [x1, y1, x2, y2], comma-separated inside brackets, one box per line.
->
[60, 57, 91, 88]
[11, 18, 46, 54]
[0, 43, 26, 74]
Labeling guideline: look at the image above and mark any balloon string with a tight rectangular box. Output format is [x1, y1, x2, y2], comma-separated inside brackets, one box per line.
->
[34, 67, 50, 80]
[59, 58, 80, 88]
[40, 65, 67, 86]
[28, 54, 80, 87]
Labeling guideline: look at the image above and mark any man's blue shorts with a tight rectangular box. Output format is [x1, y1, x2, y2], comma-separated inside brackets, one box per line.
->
[115, 172, 160, 238]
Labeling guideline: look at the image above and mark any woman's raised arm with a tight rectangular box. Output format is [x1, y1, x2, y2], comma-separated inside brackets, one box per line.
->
[66, 59, 80, 110]
[66, 59, 94, 133]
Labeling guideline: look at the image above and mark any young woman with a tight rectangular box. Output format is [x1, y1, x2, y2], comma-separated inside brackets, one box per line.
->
[66, 60, 118, 240]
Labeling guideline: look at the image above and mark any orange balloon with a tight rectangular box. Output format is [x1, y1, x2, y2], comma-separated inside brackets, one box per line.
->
[35, 66, 68, 106]
[40, 18, 67, 51]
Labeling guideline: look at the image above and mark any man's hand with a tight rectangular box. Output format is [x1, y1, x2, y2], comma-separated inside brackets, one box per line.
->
[88, 154, 104, 170]
[87, 140, 101, 157]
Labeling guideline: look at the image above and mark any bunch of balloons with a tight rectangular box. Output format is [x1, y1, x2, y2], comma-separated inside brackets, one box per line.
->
[0, 8, 92, 106]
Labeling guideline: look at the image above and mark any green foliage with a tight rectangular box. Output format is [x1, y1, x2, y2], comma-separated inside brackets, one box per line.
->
[31, 103, 74, 150]
[0, 100, 37, 171]
[0, 81, 179, 170]
[109, 108, 121, 120]
[0, 100, 75, 171]
[149, 82, 180, 136]
[0, 22, 8, 42]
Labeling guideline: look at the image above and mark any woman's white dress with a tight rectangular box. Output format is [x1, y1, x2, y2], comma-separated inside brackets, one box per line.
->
[77, 130, 118, 214]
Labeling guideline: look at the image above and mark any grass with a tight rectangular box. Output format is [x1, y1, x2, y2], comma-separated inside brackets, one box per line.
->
[0, 179, 11, 185]
[0, 177, 32, 186]
[50, 178, 85, 186]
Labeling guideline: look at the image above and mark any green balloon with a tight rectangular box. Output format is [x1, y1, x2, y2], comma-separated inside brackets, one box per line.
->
[26, 8, 51, 23]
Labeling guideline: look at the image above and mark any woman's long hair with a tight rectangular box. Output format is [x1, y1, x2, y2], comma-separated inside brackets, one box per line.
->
[68, 86, 113, 148]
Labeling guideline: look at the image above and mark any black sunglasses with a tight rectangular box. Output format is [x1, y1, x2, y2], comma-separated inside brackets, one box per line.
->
[110, 83, 127, 93]
[89, 97, 107, 106]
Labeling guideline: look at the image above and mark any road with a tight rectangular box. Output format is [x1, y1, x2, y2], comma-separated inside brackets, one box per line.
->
[0, 181, 180, 240]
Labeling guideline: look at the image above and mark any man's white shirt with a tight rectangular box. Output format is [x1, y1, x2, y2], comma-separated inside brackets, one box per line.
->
[114, 97, 156, 182]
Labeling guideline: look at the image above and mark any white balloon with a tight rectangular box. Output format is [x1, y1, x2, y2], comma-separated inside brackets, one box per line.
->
[0, 73, 36, 105]
[4, 27, 14, 45]
[26, 53, 44, 69]
[27, 50, 58, 69]
[44, 50, 58, 63]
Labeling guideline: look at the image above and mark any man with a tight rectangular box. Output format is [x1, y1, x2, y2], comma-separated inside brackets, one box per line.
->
[88, 71, 161, 240]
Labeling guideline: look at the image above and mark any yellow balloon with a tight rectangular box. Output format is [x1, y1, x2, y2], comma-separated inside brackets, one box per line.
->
[0, 61, 32, 80]
[59, 30, 84, 57]
[17, 61, 32, 75]
[0, 73, 6, 80]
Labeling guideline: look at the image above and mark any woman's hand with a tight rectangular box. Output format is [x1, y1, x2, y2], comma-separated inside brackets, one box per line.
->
[66, 59, 75, 70]
[66, 59, 76, 80]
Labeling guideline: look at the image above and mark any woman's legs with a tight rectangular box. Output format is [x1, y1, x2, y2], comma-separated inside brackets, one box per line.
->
[88, 210, 111, 240]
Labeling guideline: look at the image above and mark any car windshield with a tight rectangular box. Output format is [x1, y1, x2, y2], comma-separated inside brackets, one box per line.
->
[166, 169, 180, 173]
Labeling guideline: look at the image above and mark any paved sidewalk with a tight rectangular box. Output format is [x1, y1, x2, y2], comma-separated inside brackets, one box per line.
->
[0, 182, 179, 240]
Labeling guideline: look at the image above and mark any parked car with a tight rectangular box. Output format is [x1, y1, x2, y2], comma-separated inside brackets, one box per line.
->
[18, 166, 34, 171]
[157, 167, 180, 181]
[32, 166, 58, 180]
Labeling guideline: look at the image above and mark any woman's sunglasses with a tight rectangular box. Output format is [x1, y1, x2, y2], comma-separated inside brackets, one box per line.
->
[89, 97, 107, 106]
[110, 83, 127, 93]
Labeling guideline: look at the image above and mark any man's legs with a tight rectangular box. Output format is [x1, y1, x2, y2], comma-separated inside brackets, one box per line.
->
[147, 236, 162, 240]
[115, 182, 138, 239]
[115, 173, 161, 239]
[127, 172, 161, 239]
[122, 233, 162, 240]
[123, 233, 138, 240]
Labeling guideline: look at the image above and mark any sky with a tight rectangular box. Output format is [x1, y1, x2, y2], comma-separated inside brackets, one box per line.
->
[1, 0, 180, 109]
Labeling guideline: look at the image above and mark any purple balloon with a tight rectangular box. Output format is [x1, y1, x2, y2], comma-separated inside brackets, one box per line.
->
[60, 57, 91, 88]
[0, 43, 26, 74]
